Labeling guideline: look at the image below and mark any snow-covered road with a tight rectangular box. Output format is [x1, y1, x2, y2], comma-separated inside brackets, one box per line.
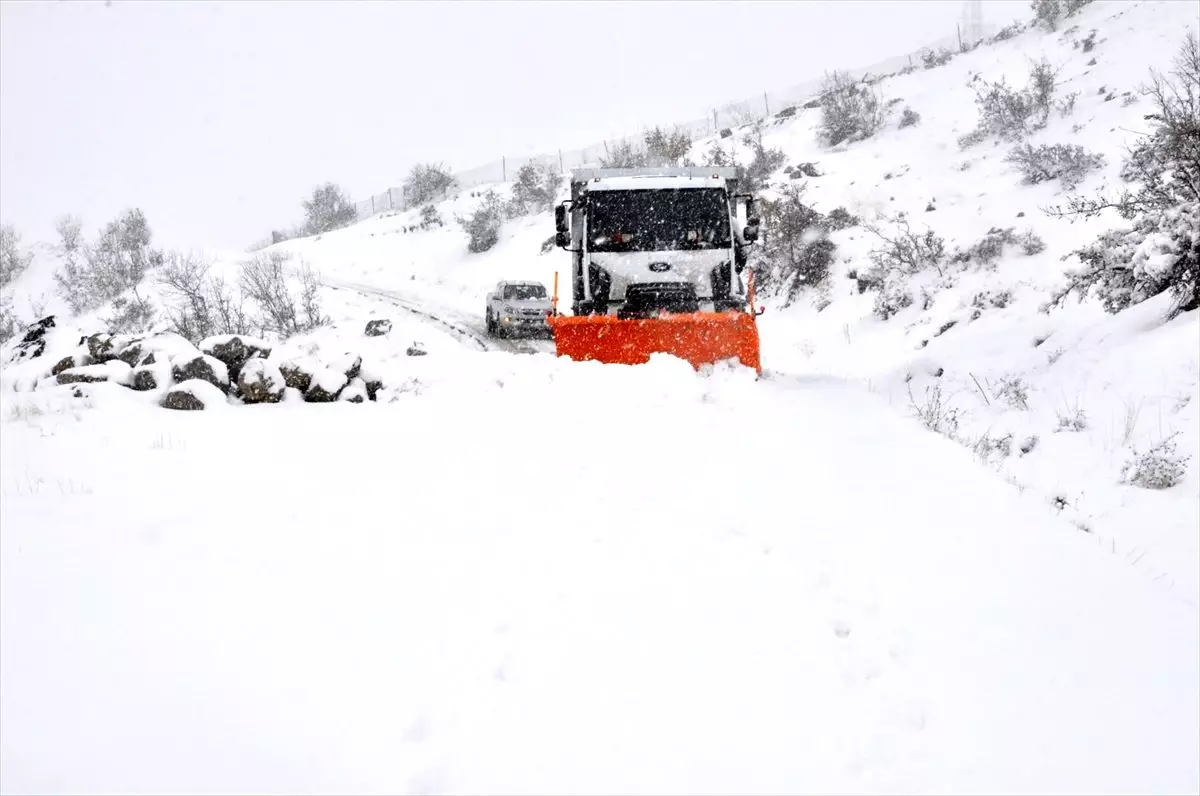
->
[2, 352, 1196, 795]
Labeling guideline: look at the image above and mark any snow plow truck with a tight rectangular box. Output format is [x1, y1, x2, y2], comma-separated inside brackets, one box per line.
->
[549, 167, 763, 373]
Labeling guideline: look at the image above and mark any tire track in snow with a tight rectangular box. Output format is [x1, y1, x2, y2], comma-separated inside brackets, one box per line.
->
[326, 280, 556, 357]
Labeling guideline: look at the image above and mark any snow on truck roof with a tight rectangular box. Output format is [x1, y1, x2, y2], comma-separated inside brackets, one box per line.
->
[572, 167, 737, 192]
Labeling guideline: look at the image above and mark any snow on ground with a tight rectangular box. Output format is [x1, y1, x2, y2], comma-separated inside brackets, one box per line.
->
[2, 1, 1199, 792]
[2, 356, 1197, 795]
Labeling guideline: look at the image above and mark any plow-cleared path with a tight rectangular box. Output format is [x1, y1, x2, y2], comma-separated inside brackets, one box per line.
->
[1, 349, 1196, 795]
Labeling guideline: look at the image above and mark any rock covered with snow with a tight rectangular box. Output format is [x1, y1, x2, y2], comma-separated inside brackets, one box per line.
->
[276, 355, 321, 393]
[160, 378, 228, 411]
[364, 318, 392, 337]
[7, 316, 56, 363]
[304, 366, 348, 402]
[238, 357, 286, 404]
[339, 377, 368, 403]
[201, 334, 271, 384]
[56, 360, 132, 386]
[170, 353, 229, 392]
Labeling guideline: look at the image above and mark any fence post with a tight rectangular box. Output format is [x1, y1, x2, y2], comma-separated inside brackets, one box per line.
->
[763, 91, 770, 118]
[502, 156, 506, 181]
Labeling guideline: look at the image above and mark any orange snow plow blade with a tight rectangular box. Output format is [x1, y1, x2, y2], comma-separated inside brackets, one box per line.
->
[549, 311, 761, 373]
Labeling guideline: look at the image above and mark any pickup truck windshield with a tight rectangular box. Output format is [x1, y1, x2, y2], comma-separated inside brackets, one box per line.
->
[503, 285, 546, 300]
[587, 188, 731, 253]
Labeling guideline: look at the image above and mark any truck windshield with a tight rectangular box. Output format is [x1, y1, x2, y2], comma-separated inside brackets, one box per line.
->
[587, 188, 731, 253]
[503, 285, 546, 300]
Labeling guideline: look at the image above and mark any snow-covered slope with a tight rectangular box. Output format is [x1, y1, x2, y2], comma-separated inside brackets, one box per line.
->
[2, 2, 1198, 793]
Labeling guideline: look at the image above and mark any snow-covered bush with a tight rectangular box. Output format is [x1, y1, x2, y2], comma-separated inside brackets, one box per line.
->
[599, 139, 647, 169]
[302, 182, 357, 235]
[0, 224, 33, 287]
[1046, 33, 1198, 319]
[865, 216, 947, 276]
[643, 126, 692, 166]
[952, 227, 1020, 268]
[1005, 143, 1105, 189]
[1020, 228, 1047, 255]
[238, 252, 328, 336]
[961, 59, 1060, 146]
[457, 190, 505, 254]
[404, 162, 457, 206]
[419, 204, 443, 229]
[158, 253, 251, 344]
[1032, 0, 1096, 31]
[52, 208, 161, 332]
[758, 184, 835, 303]
[817, 70, 887, 147]
[509, 163, 559, 216]
[922, 48, 954, 70]
[1056, 406, 1088, 431]
[825, 206, 860, 230]
[992, 374, 1031, 409]
[741, 122, 788, 191]
[1120, 432, 1190, 489]
[991, 21, 1025, 42]
[908, 382, 960, 437]
[899, 107, 921, 128]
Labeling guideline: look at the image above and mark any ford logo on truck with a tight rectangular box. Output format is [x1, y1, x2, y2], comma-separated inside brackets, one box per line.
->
[648, 262, 672, 272]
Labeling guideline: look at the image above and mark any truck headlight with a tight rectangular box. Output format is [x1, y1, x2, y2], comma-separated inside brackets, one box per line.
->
[503, 305, 514, 314]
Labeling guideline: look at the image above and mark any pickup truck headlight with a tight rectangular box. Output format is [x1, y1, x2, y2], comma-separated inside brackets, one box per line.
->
[503, 305, 514, 314]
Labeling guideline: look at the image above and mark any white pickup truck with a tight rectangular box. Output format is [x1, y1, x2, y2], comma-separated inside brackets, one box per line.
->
[484, 281, 553, 339]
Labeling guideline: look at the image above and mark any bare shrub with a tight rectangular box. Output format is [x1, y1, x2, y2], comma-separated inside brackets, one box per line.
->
[0, 224, 33, 287]
[1031, 0, 1063, 31]
[510, 163, 559, 216]
[52, 208, 161, 330]
[741, 121, 788, 191]
[1006, 143, 1105, 189]
[419, 204, 443, 229]
[922, 48, 954, 70]
[457, 190, 505, 253]
[643, 126, 692, 166]
[238, 252, 328, 337]
[991, 374, 1031, 409]
[991, 21, 1025, 42]
[825, 207, 860, 230]
[1020, 228, 1047, 255]
[158, 253, 251, 344]
[404, 163, 457, 206]
[908, 382, 961, 437]
[964, 59, 1061, 144]
[599, 139, 648, 169]
[865, 215, 947, 276]
[758, 183, 836, 304]
[1120, 432, 1190, 489]
[1056, 405, 1088, 431]
[899, 107, 921, 128]
[302, 182, 357, 235]
[952, 227, 1020, 267]
[817, 70, 887, 146]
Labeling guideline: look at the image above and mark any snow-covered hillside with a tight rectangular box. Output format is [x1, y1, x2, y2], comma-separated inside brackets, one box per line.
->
[2, 1, 1198, 793]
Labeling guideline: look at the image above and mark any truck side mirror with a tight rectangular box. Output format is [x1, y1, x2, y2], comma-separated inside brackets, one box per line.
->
[555, 205, 568, 234]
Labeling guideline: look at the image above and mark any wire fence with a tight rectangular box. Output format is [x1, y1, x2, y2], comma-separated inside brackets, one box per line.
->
[351, 25, 994, 221]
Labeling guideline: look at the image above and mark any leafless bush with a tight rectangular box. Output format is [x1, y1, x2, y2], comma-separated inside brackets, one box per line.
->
[1120, 432, 1190, 489]
[419, 204, 443, 229]
[238, 252, 327, 337]
[758, 183, 835, 304]
[1020, 228, 1047, 255]
[456, 191, 505, 253]
[303, 182, 357, 235]
[865, 215, 947, 276]
[643, 126, 692, 166]
[952, 227, 1020, 267]
[741, 121, 788, 191]
[899, 107, 921, 128]
[0, 224, 33, 287]
[404, 162, 457, 206]
[52, 208, 161, 331]
[908, 382, 961, 437]
[510, 163, 559, 216]
[157, 253, 251, 343]
[1056, 405, 1088, 431]
[818, 70, 887, 146]
[922, 48, 954, 70]
[991, 374, 1031, 409]
[825, 207, 860, 230]
[599, 139, 648, 169]
[991, 21, 1025, 42]
[1006, 142, 1105, 189]
[962, 59, 1060, 146]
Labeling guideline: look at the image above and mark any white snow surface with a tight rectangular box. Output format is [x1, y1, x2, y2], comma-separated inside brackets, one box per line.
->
[2, 355, 1198, 795]
[2, 2, 1199, 793]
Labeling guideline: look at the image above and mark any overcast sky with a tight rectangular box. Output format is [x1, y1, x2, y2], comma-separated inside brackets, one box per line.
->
[0, 0, 1026, 252]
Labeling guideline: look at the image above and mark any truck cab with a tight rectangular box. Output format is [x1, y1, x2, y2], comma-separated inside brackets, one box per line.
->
[485, 280, 553, 338]
[554, 167, 759, 318]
